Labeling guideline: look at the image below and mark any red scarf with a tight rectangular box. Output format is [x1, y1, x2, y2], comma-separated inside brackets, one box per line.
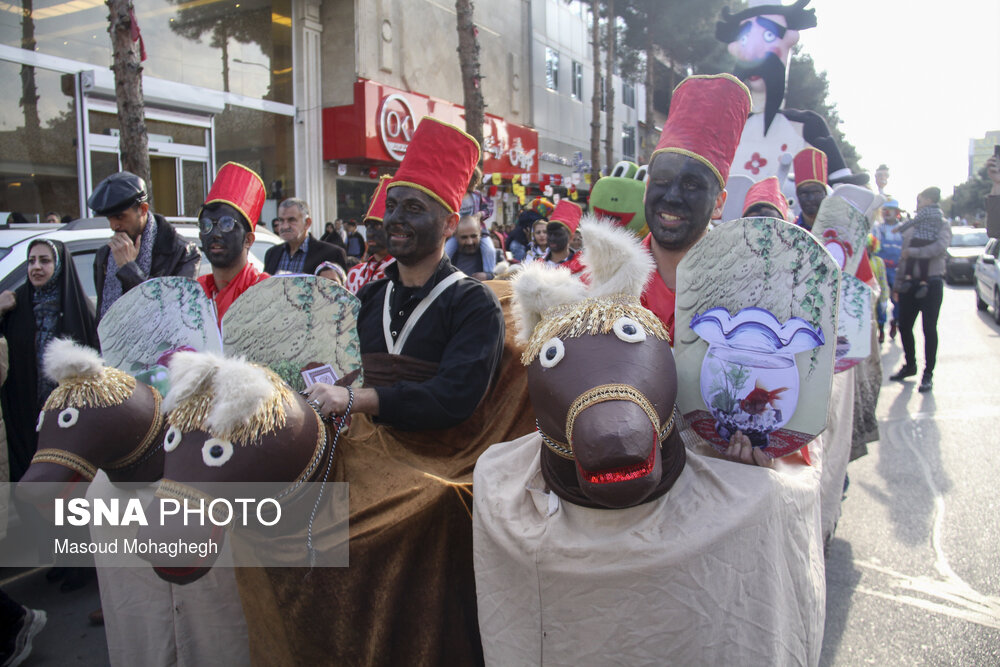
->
[639, 235, 676, 344]
[198, 262, 269, 321]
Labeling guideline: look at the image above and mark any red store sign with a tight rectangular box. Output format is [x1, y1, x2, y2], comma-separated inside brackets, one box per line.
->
[323, 79, 538, 174]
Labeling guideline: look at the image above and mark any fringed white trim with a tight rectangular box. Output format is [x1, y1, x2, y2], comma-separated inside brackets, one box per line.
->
[163, 351, 223, 414]
[205, 356, 277, 437]
[43, 338, 104, 383]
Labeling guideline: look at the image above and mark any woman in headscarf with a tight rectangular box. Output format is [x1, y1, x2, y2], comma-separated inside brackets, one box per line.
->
[0, 239, 99, 482]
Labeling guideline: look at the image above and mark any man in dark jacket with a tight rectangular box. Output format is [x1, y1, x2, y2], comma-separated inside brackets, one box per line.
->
[89, 172, 200, 320]
[264, 198, 347, 274]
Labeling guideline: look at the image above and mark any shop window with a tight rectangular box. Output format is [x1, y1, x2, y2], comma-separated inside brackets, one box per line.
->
[0, 62, 80, 220]
[0, 0, 293, 104]
[545, 48, 559, 91]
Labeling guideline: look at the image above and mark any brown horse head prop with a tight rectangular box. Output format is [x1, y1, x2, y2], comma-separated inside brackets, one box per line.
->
[17, 339, 166, 508]
[137, 351, 327, 584]
[512, 217, 684, 509]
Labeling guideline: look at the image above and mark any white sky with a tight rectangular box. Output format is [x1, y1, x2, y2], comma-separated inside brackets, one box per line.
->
[802, 0, 1000, 211]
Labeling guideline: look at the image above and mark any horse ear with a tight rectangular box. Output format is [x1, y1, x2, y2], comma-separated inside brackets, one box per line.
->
[511, 263, 587, 345]
[43, 338, 104, 383]
[206, 356, 281, 440]
[580, 215, 654, 299]
[163, 351, 224, 414]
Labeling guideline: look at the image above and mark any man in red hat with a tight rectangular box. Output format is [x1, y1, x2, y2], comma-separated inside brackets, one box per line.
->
[540, 200, 585, 274]
[304, 117, 504, 431]
[743, 176, 791, 220]
[196, 162, 269, 319]
[641, 73, 752, 342]
[346, 175, 396, 293]
[792, 146, 828, 230]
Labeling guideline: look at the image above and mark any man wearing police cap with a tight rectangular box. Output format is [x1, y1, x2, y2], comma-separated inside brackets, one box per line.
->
[88, 171, 200, 319]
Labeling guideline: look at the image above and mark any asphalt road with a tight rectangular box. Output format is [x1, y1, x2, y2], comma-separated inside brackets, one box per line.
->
[822, 282, 1000, 665]
[2, 282, 998, 666]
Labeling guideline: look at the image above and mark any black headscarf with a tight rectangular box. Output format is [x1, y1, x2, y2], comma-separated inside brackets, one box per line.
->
[1, 239, 98, 481]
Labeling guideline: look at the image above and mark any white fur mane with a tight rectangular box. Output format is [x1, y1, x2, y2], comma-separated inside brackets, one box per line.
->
[206, 356, 282, 437]
[163, 351, 224, 414]
[511, 263, 586, 344]
[43, 338, 104, 383]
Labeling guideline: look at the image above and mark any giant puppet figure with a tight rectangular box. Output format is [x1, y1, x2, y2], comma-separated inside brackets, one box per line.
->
[717, 0, 868, 187]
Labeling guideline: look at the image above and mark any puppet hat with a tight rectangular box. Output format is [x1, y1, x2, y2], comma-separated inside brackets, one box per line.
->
[793, 147, 828, 189]
[549, 200, 583, 234]
[204, 162, 266, 230]
[743, 176, 790, 220]
[364, 175, 393, 223]
[652, 74, 751, 188]
[387, 117, 481, 214]
[528, 197, 556, 218]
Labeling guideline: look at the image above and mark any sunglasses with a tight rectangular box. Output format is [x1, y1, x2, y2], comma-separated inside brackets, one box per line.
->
[198, 215, 242, 234]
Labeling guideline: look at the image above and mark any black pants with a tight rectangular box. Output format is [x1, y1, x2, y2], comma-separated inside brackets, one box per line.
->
[898, 277, 943, 373]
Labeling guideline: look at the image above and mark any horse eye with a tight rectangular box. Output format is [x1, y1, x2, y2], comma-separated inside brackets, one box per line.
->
[202, 438, 234, 467]
[58, 408, 80, 429]
[164, 426, 182, 453]
[613, 317, 646, 343]
[539, 337, 565, 368]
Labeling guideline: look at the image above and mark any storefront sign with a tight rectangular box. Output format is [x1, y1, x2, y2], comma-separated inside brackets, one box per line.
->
[323, 79, 538, 174]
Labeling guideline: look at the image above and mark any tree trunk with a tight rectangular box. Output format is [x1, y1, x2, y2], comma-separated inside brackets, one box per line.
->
[107, 0, 150, 189]
[604, 0, 615, 171]
[455, 0, 486, 153]
[589, 0, 601, 185]
[642, 0, 656, 163]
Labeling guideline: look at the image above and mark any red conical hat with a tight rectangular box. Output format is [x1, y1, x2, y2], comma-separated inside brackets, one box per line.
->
[742, 176, 790, 220]
[793, 147, 828, 188]
[364, 175, 393, 223]
[204, 162, 266, 230]
[652, 74, 751, 188]
[549, 200, 583, 234]
[387, 117, 481, 214]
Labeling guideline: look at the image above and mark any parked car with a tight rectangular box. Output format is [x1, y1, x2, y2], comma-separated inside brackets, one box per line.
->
[943, 226, 989, 284]
[974, 237, 1000, 323]
[0, 218, 280, 304]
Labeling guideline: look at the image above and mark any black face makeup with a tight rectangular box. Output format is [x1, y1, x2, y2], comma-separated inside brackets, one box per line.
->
[382, 186, 450, 265]
[796, 183, 827, 220]
[199, 203, 249, 269]
[546, 222, 569, 253]
[644, 152, 721, 251]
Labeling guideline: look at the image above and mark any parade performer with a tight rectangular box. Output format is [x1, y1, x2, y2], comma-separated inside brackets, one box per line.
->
[640, 73, 751, 343]
[717, 0, 867, 187]
[232, 117, 531, 666]
[742, 175, 791, 220]
[196, 162, 269, 319]
[345, 174, 395, 294]
[793, 147, 828, 230]
[539, 200, 585, 274]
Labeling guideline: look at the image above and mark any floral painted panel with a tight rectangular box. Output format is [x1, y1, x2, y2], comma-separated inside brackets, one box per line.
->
[674, 217, 840, 458]
[834, 274, 873, 373]
[222, 276, 363, 392]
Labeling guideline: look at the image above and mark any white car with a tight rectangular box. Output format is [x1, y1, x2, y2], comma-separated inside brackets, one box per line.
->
[974, 237, 1000, 323]
[0, 218, 280, 303]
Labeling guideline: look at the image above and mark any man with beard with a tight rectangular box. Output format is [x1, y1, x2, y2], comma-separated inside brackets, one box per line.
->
[716, 0, 866, 186]
[792, 147, 828, 230]
[346, 174, 395, 294]
[448, 215, 496, 281]
[540, 200, 585, 274]
[196, 162, 269, 319]
[641, 73, 751, 343]
[304, 117, 504, 431]
[88, 171, 200, 320]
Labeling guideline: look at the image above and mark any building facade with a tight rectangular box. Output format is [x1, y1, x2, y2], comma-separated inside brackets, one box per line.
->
[0, 0, 644, 232]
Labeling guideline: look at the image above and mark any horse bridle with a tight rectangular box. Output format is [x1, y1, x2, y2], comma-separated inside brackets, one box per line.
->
[536, 383, 677, 461]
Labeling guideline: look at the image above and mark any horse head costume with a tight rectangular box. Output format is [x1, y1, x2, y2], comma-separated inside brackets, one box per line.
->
[512, 217, 684, 508]
[17, 339, 166, 506]
[137, 351, 331, 583]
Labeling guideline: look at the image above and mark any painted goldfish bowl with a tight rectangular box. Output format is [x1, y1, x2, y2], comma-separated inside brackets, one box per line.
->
[690, 307, 825, 448]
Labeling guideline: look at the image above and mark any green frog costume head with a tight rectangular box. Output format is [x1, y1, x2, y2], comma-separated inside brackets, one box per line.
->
[589, 161, 649, 238]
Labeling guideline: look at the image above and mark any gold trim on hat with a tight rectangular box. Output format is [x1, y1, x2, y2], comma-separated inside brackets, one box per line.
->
[386, 180, 458, 215]
[203, 162, 267, 229]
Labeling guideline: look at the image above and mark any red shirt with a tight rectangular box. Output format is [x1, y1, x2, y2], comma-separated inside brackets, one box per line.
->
[198, 262, 269, 321]
[639, 235, 676, 344]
